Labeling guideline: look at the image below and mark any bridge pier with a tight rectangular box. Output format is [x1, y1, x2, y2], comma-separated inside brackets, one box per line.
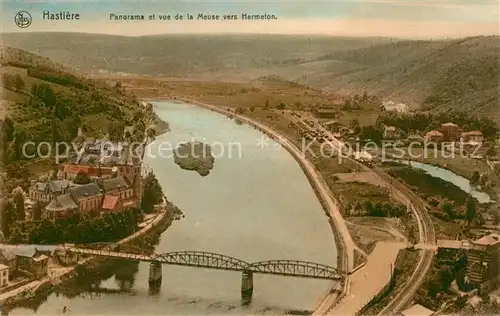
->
[241, 270, 253, 305]
[148, 261, 162, 290]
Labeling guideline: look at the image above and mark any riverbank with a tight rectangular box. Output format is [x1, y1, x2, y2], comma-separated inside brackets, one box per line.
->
[0, 199, 179, 312]
[168, 98, 353, 303]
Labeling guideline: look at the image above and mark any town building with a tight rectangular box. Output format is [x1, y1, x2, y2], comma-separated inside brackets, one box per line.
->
[44, 194, 79, 220]
[0, 264, 9, 287]
[69, 182, 104, 213]
[29, 179, 73, 203]
[461, 131, 484, 144]
[59, 164, 114, 181]
[399, 304, 434, 316]
[466, 233, 500, 289]
[0, 247, 49, 279]
[440, 122, 462, 142]
[383, 125, 397, 139]
[0, 249, 17, 277]
[424, 130, 444, 143]
[314, 108, 338, 119]
[42, 140, 144, 219]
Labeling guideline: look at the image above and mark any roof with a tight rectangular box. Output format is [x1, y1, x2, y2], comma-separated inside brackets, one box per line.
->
[46, 194, 78, 212]
[441, 122, 458, 127]
[401, 304, 434, 316]
[0, 249, 16, 261]
[32, 254, 49, 262]
[0, 264, 8, 270]
[425, 130, 443, 136]
[355, 151, 372, 161]
[102, 195, 119, 210]
[63, 164, 99, 177]
[462, 131, 483, 136]
[474, 233, 500, 246]
[384, 125, 396, 131]
[0, 246, 36, 258]
[437, 239, 463, 249]
[99, 176, 129, 192]
[69, 182, 102, 200]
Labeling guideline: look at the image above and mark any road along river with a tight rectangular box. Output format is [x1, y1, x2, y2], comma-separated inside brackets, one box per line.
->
[8, 101, 337, 315]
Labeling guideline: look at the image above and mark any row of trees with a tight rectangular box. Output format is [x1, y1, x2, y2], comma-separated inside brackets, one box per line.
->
[8, 208, 143, 244]
[346, 200, 407, 218]
[141, 172, 164, 214]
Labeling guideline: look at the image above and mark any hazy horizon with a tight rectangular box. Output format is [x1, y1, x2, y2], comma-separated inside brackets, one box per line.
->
[1, 31, 498, 41]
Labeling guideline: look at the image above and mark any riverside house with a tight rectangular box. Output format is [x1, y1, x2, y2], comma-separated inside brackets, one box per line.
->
[0, 247, 49, 279]
[466, 233, 500, 290]
[29, 179, 73, 203]
[424, 130, 444, 143]
[0, 264, 8, 287]
[440, 122, 462, 142]
[461, 131, 484, 145]
[0, 249, 16, 277]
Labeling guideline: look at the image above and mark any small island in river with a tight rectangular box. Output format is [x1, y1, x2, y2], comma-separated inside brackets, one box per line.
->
[173, 142, 215, 176]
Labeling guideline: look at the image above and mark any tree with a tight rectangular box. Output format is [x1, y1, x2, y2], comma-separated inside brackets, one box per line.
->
[146, 128, 156, 142]
[32, 202, 43, 221]
[276, 102, 287, 110]
[466, 197, 477, 225]
[32, 83, 56, 108]
[486, 146, 497, 158]
[74, 170, 91, 184]
[2, 73, 15, 90]
[442, 202, 455, 219]
[13, 74, 25, 92]
[12, 190, 26, 222]
[471, 170, 480, 185]
[438, 266, 454, 292]
[141, 172, 163, 213]
[0, 199, 15, 237]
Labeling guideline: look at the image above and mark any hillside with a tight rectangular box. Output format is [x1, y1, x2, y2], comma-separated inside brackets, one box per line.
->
[289, 36, 500, 120]
[1, 33, 498, 120]
[0, 33, 391, 76]
[0, 45, 167, 172]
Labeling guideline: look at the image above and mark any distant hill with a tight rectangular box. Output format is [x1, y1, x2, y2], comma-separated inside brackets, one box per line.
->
[288, 36, 500, 121]
[2, 33, 498, 120]
[0, 33, 391, 76]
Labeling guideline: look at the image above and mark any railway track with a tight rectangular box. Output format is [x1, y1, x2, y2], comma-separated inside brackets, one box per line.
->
[288, 113, 437, 314]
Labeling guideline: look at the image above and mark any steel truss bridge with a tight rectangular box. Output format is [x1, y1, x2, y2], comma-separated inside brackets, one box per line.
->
[62, 243, 344, 280]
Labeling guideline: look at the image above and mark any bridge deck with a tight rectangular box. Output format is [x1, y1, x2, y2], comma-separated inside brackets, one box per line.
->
[65, 247, 344, 280]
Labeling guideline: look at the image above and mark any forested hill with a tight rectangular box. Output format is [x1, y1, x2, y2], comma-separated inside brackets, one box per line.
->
[0, 46, 164, 194]
[2, 33, 498, 121]
[294, 36, 500, 121]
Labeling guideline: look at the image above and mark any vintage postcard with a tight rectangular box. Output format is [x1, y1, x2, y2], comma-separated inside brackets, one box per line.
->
[0, 1, 499, 315]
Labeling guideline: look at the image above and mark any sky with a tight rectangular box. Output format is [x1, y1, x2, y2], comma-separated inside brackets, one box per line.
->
[0, 0, 499, 38]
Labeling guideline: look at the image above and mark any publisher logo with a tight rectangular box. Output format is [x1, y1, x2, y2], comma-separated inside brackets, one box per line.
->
[14, 11, 32, 28]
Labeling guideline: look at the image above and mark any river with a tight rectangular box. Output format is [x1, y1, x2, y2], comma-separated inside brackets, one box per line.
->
[388, 160, 492, 204]
[8, 101, 337, 315]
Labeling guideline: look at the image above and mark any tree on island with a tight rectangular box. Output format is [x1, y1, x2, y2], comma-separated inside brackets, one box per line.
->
[74, 170, 91, 184]
[141, 172, 164, 214]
